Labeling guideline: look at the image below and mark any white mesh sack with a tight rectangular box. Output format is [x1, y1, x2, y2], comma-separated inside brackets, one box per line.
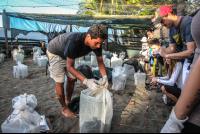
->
[0, 53, 6, 63]
[80, 79, 113, 133]
[15, 54, 24, 64]
[124, 64, 135, 80]
[13, 61, 28, 78]
[33, 47, 42, 60]
[134, 72, 146, 85]
[91, 52, 98, 67]
[12, 49, 18, 61]
[1, 96, 41, 133]
[12, 93, 37, 110]
[38, 56, 48, 67]
[112, 66, 127, 90]
[18, 45, 24, 55]
[33, 49, 42, 61]
[103, 58, 111, 68]
[111, 54, 123, 69]
[119, 52, 126, 60]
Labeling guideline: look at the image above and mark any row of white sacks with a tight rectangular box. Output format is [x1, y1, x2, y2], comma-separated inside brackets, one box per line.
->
[75, 51, 127, 69]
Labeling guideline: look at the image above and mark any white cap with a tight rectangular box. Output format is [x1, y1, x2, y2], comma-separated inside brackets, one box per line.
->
[141, 37, 147, 42]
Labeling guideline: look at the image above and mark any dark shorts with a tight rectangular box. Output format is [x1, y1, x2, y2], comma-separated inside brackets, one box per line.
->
[182, 122, 200, 133]
[164, 85, 181, 98]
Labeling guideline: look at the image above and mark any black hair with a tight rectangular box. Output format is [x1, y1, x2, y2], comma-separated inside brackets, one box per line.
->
[148, 38, 160, 47]
[86, 24, 108, 40]
[151, 16, 156, 20]
[163, 11, 176, 17]
[147, 28, 154, 33]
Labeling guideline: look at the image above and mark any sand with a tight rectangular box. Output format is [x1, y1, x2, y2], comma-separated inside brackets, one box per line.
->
[0, 55, 173, 133]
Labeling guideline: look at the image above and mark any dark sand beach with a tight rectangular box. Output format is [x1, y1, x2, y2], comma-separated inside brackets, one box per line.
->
[0, 55, 173, 133]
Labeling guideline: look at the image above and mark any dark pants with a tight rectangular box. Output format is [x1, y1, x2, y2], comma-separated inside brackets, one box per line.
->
[182, 122, 200, 133]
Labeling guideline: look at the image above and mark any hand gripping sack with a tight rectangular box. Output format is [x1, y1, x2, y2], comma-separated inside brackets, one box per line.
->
[112, 66, 127, 90]
[80, 79, 113, 133]
[1, 97, 41, 133]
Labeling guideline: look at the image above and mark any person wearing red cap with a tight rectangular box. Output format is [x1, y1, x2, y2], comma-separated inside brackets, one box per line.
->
[153, 6, 200, 133]
[153, 5, 196, 94]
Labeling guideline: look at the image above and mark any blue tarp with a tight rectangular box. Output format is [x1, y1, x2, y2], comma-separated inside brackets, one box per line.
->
[10, 17, 68, 33]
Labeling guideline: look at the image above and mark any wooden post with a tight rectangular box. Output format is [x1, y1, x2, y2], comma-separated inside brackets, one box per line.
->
[70, 24, 72, 32]
[105, 27, 108, 51]
[4, 28, 9, 58]
[15, 37, 18, 45]
[11, 39, 13, 51]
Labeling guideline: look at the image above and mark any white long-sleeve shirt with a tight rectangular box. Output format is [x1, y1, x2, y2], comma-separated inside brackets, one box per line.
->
[157, 62, 183, 89]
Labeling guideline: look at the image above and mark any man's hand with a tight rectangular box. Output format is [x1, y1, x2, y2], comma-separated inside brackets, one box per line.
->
[150, 78, 158, 85]
[159, 49, 169, 58]
[83, 78, 101, 91]
[102, 75, 109, 88]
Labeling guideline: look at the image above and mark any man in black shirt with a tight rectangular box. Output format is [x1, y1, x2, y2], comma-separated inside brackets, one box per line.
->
[47, 24, 108, 118]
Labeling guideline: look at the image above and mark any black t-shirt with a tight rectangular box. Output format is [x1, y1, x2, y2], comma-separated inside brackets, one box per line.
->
[47, 32, 102, 59]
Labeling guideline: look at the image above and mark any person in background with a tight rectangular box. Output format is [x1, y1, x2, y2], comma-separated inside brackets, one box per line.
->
[147, 28, 155, 76]
[151, 15, 169, 77]
[147, 28, 154, 41]
[161, 10, 200, 133]
[46, 24, 108, 118]
[151, 58, 183, 104]
[139, 36, 149, 71]
[148, 38, 165, 79]
[153, 6, 196, 88]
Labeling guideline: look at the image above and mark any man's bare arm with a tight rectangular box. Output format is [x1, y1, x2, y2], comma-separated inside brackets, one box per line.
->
[174, 56, 200, 120]
[96, 56, 107, 77]
[66, 58, 86, 82]
[163, 43, 177, 53]
[166, 41, 196, 59]
[159, 43, 176, 57]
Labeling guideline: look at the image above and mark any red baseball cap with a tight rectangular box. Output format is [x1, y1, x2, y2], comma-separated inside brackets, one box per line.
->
[153, 6, 173, 25]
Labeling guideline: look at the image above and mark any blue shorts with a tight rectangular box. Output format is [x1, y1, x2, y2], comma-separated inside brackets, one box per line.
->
[150, 56, 154, 66]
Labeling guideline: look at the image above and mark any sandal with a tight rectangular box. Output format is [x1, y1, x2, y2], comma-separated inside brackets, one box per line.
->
[145, 85, 157, 91]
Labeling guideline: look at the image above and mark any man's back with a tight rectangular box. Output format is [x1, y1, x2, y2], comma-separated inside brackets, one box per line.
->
[47, 32, 102, 60]
[169, 16, 194, 52]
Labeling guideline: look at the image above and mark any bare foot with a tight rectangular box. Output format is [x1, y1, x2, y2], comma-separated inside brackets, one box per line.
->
[62, 107, 76, 118]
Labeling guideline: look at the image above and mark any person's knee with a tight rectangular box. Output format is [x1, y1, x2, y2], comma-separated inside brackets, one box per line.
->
[67, 77, 76, 83]
[56, 82, 64, 86]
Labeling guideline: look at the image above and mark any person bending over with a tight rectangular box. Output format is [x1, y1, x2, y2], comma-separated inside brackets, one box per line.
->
[153, 6, 196, 88]
[46, 24, 108, 118]
[161, 10, 200, 133]
[151, 58, 183, 103]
